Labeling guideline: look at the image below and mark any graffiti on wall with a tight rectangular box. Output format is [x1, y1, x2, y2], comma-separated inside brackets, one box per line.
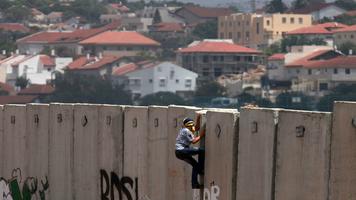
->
[0, 168, 49, 200]
[100, 170, 138, 200]
[203, 184, 220, 200]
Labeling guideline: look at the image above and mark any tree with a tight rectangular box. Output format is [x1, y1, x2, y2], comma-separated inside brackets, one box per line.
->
[275, 91, 313, 110]
[152, 9, 162, 24]
[335, 0, 356, 11]
[338, 42, 356, 55]
[265, 0, 287, 13]
[263, 42, 282, 56]
[70, 0, 106, 22]
[292, 0, 309, 10]
[317, 84, 356, 111]
[3, 5, 31, 22]
[45, 73, 132, 104]
[192, 20, 218, 39]
[15, 77, 29, 89]
[139, 92, 187, 106]
[195, 81, 226, 97]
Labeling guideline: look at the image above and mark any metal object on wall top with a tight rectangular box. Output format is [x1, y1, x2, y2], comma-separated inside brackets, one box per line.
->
[296, 125, 305, 137]
[215, 124, 221, 138]
[81, 115, 88, 127]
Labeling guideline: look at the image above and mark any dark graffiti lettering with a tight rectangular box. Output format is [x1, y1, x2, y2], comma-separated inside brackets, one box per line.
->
[100, 170, 138, 200]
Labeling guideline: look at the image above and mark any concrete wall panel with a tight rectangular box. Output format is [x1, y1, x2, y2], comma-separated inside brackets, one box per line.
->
[26, 104, 50, 197]
[167, 106, 200, 200]
[275, 110, 331, 200]
[98, 105, 123, 175]
[147, 106, 168, 200]
[73, 104, 99, 200]
[0, 105, 3, 176]
[49, 103, 74, 200]
[329, 102, 356, 200]
[123, 106, 148, 200]
[3, 105, 27, 180]
[205, 110, 239, 200]
[236, 108, 277, 200]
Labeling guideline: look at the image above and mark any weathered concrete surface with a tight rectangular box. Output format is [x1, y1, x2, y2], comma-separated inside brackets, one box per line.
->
[205, 109, 239, 200]
[73, 104, 99, 200]
[329, 102, 356, 200]
[123, 106, 148, 200]
[147, 106, 168, 200]
[98, 105, 123, 176]
[26, 104, 50, 196]
[49, 103, 74, 200]
[2, 105, 27, 179]
[236, 108, 277, 200]
[275, 110, 331, 200]
[167, 105, 200, 200]
[0, 105, 3, 176]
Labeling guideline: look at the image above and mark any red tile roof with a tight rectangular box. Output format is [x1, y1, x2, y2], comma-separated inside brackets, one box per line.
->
[11, 55, 36, 67]
[0, 95, 38, 104]
[290, 3, 341, 14]
[17, 22, 119, 44]
[67, 55, 123, 70]
[150, 22, 185, 32]
[176, 6, 233, 18]
[112, 62, 138, 76]
[178, 41, 261, 54]
[110, 3, 130, 12]
[333, 25, 356, 33]
[40, 55, 55, 67]
[79, 31, 160, 46]
[0, 23, 30, 33]
[18, 84, 55, 95]
[268, 53, 285, 61]
[287, 22, 348, 35]
[285, 49, 353, 68]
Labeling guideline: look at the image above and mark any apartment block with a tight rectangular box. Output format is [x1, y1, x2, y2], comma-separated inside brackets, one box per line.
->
[218, 13, 312, 49]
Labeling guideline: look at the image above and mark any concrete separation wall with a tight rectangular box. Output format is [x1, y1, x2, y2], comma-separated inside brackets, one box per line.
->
[0, 103, 356, 200]
[236, 108, 278, 200]
[275, 110, 331, 200]
[205, 109, 239, 200]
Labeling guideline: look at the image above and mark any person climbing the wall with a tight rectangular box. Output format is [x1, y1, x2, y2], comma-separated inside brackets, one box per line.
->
[175, 114, 205, 189]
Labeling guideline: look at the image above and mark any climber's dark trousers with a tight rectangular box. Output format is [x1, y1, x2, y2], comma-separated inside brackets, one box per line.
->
[175, 148, 205, 187]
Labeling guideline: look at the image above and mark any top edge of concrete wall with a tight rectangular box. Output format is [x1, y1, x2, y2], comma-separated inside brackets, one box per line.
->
[4, 104, 26, 107]
[206, 109, 239, 114]
[278, 108, 331, 114]
[148, 105, 168, 109]
[334, 101, 356, 105]
[168, 105, 201, 109]
[241, 107, 281, 112]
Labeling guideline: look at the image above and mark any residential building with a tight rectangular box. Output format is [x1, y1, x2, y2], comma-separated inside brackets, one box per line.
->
[148, 22, 186, 37]
[333, 25, 356, 46]
[176, 39, 263, 79]
[0, 95, 39, 104]
[136, 6, 184, 24]
[31, 8, 46, 22]
[79, 31, 160, 57]
[0, 54, 31, 85]
[100, 15, 121, 24]
[289, 3, 346, 21]
[120, 16, 153, 32]
[174, 5, 233, 24]
[106, 3, 130, 14]
[219, 13, 312, 49]
[285, 50, 356, 96]
[286, 22, 348, 46]
[267, 45, 334, 81]
[16, 22, 119, 55]
[2, 54, 72, 86]
[66, 55, 130, 77]
[18, 84, 55, 101]
[46, 12, 63, 24]
[112, 61, 198, 98]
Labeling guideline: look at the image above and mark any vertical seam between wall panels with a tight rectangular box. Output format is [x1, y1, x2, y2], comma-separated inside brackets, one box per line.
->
[71, 105, 75, 200]
[122, 108, 125, 176]
[271, 110, 279, 200]
[326, 113, 333, 200]
[231, 113, 239, 200]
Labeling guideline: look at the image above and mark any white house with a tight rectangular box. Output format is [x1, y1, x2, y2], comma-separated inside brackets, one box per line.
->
[112, 61, 198, 99]
[4, 55, 72, 86]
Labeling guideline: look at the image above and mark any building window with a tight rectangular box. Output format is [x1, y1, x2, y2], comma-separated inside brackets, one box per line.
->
[238, 21, 241, 26]
[220, 56, 224, 62]
[319, 83, 328, 91]
[214, 68, 222, 77]
[237, 32, 241, 39]
[170, 70, 175, 79]
[229, 32, 232, 38]
[220, 22, 224, 27]
[351, 34, 354, 39]
[290, 17, 294, 24]
[246, 21, 249, 26]
[203, 68, 209, 76]
[299, 18, 303, 24]
[256, 22, 260, 34]
[234, 56, 241, 61]
[129, 78, 141, 86]
[149, 79, 153, 83]
[296, 69, 300, 74]
[176, 79, 179, 83]
[266, 20, 270, 26]
[246, 31, 250, 38]
[282, 17, 286, 23]
[220, 32, 224, 38]
[334, 68, 338, 74]
[159, 78, 166, 87]
[185, 79, 192, 88]
[308, 69, 312, 75]
[346, 68, 351, 74]
[229, 21, 232, 27]
[203, 55, 209, 63]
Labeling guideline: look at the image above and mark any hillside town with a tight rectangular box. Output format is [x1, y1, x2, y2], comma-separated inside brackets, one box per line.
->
[0, 0, 355, 111]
